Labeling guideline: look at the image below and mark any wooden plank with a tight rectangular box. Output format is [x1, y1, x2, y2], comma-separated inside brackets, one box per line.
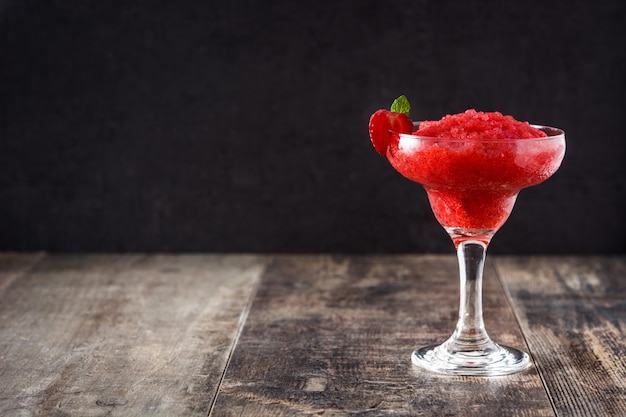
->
[211, 255, 554, 416]
[495, 256, 626, 417]
[0, 254, 266, 416]
[0, 252, 46, 295]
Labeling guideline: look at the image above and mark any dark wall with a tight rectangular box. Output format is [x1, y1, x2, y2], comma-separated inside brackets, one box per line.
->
[1, 0, 625, 254]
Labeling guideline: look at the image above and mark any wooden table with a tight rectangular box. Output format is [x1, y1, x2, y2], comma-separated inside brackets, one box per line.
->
[0, 253, 624, 416]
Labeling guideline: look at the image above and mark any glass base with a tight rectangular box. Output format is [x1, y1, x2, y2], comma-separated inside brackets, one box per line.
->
[411, 339, 530, 376]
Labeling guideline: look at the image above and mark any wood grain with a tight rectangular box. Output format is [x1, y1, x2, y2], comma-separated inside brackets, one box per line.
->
[0, 252, 46, 295]
[210, 255, 554, 417]
[4, 254, 621, 416]
[0, 254, 266, 416]
[496, 256, 626, 417]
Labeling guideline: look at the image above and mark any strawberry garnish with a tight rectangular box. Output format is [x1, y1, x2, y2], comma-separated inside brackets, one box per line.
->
[369, 109, 413, 155]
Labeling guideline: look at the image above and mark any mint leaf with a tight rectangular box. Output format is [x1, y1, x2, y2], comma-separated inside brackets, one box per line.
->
[390, 95, 410, 116]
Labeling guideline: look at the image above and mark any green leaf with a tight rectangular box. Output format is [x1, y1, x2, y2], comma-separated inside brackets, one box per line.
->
[390, 95, 410, 116]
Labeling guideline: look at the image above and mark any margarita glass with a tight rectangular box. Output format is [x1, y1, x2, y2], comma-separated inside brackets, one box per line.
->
[389, 123, 565, 376]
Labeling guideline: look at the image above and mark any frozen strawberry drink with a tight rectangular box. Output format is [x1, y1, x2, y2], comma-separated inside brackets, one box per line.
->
[368, 96, 565, 375]
[386, 109, 565, 245]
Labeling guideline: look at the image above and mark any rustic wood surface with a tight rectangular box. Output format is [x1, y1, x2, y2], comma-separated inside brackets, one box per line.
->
[0, 254, 624, 416]
[497, 256, 626, 417]
[0, 253, 45, 295]
[0, 254, 267, 416]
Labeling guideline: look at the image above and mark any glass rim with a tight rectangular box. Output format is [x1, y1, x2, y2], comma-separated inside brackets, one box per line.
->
[399, 123, 565, 142]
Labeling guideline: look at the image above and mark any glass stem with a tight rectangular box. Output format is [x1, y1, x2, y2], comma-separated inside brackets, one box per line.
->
[412, 237, 531, 374]
[451, 240, 491, 347]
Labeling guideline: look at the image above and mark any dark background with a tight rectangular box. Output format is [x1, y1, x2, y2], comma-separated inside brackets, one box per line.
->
[1, 0, 624, 254]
